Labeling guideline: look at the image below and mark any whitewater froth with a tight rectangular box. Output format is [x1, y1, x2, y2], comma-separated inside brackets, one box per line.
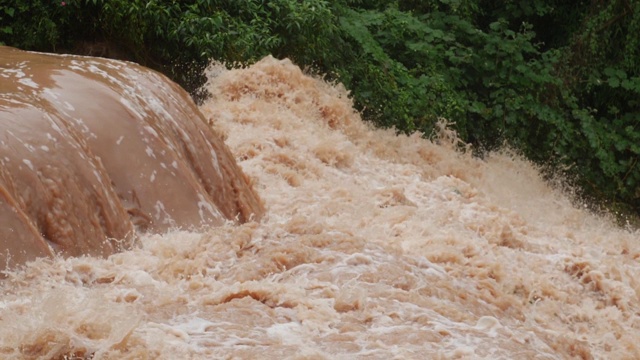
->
[0, 55, 639, 359]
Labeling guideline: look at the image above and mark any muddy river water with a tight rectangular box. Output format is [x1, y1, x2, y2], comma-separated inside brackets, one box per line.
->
[1, 51, 639, 359]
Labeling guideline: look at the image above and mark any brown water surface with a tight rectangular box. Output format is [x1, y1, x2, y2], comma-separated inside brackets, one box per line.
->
[1, 55, 639, 359]
[0, 46, 263, 270]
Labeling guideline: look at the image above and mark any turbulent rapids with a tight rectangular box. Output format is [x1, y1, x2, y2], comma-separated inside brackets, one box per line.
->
[1, 51, 640, 359]
[0, 46, 263, 271]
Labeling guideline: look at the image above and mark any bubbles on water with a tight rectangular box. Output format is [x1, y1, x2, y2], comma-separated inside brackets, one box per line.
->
[1, 55, 639, 359]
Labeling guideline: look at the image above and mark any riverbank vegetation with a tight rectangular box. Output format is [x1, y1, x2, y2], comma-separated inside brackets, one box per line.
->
[2, 0, 639, 221]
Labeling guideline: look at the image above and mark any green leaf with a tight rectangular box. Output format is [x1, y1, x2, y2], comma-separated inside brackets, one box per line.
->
[469, 101, 487, 113]
[608, 77, 620, 88]
[603, 67, 617, 77]
[489, 21, 502, 31]
[615, 69, 627, 79]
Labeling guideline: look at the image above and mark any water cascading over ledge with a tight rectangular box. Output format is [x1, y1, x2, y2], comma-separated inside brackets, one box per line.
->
[0, 46, 264, 271]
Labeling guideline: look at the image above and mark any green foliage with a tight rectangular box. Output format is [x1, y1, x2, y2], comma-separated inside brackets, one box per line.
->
[0, 0, 76, 49]
[335, 6, 465, 133]
[552, 0, 640, 212]
[1, 0, 339, 93]
[334, 4, 561, 150]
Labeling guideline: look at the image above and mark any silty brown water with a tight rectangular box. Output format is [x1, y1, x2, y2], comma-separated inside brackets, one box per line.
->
[0, 46, 263, 271]
[0, 53, 639, 359]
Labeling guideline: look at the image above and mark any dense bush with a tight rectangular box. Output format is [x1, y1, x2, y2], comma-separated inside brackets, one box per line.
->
[556, 0, 640, 213]
[1, 0, 341, 93]
[1, 0, 639, 218]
